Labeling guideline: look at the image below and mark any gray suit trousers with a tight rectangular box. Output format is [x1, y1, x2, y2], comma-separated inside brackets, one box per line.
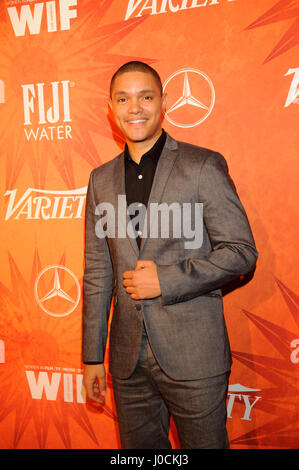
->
[112, 329, 230, 449]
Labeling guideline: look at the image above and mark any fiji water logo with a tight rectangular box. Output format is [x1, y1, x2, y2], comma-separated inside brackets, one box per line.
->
[22, 80, 73, 141]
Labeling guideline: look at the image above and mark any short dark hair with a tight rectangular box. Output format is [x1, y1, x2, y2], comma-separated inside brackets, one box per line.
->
[110, 61, 163, 97]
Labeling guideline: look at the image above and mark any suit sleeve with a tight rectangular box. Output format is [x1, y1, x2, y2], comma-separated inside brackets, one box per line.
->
[82, 170, 114, 363]
[157, 152, 258, 305]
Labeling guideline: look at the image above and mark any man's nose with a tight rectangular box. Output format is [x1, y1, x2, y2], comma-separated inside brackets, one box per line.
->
[128, 98, 142, 113]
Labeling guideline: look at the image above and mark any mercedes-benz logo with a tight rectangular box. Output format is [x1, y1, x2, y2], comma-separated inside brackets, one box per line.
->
[163, 68, 215, 128]
[34, 265, 80, 317]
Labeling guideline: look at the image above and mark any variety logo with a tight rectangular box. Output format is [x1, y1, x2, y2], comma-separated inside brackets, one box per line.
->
[227, 383, 261, 421]
[0, 340, 5, 364]
[124, 0, 236, 20]
[4, 187, 86, 221]
[285, 67, 299, 108]
[25, 368, 85, 403]
[34, 265, 81, 317]
[290, 339, 299, 364]
[7, 0, 77, 36]
[0, 80, 4, 104]
[163, 68, 215, 128]
[22, 80, 73, 141]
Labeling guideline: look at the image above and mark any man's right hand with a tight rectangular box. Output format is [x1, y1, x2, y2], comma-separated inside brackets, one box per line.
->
[83, 364, 106, 404]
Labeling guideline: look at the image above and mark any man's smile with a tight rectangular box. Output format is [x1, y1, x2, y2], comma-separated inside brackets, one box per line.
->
[126, 118, 148, 124]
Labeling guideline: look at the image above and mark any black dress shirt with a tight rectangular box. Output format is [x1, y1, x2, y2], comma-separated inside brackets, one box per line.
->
[125, 129, 167, 249]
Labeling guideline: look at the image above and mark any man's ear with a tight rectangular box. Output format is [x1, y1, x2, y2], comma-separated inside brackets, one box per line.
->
[162, 93, 167, 113]
[108, 98, 112, 110]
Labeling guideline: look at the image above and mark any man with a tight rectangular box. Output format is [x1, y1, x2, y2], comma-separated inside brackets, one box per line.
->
[82, 61, 258, 449]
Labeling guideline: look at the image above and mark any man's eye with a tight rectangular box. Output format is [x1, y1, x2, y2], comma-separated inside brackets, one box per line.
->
[144, 96, 152, 100]
[118, 97, 127, 103]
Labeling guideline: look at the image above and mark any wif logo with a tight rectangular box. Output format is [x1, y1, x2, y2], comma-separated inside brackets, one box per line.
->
[25, 369, 85, 403]
[0, 80, 4, 104]
[7, 0, 77, 37]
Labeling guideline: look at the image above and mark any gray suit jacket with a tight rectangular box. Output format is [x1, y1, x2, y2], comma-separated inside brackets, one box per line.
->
[82, 133, 258, 380]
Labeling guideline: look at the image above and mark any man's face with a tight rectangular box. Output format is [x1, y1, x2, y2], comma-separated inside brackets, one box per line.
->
[109, 71, 167, 145]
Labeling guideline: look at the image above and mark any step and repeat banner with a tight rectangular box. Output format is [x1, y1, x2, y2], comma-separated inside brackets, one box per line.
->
[0, 0, 298, 449]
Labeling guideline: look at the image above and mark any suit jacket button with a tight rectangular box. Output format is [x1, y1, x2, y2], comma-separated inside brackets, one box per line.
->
[135, 304, 142, 311]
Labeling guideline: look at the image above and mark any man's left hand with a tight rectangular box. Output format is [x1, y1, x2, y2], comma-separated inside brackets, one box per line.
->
[123, 260, 161, 300]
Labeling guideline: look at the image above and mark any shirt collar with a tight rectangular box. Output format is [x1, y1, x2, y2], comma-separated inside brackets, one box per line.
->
[124, 129, 166, 164]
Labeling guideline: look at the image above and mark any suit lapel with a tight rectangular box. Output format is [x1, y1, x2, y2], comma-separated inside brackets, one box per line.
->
[112, 134, 179, 258]
[139, 134, 179, 254]
[113, 153, 139, 258]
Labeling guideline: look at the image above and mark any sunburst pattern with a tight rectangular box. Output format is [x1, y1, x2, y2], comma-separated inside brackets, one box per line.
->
[230, 279, 299, 448]
[245, 0, 299, 63]
[0, 0, 151, 190]
[0, 250, 117, 448]
[0, 0, 298, 450]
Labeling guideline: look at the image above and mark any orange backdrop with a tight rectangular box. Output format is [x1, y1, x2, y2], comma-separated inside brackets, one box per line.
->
[0, 0, 298, 449]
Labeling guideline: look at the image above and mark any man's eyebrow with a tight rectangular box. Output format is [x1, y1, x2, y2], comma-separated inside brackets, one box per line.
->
[138, 89, 155, 94]
[113, 89, 155, 96]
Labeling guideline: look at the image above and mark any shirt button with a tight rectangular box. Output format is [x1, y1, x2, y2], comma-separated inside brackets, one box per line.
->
[135, 304, 142, 311]
[138, 174, 143, 180]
